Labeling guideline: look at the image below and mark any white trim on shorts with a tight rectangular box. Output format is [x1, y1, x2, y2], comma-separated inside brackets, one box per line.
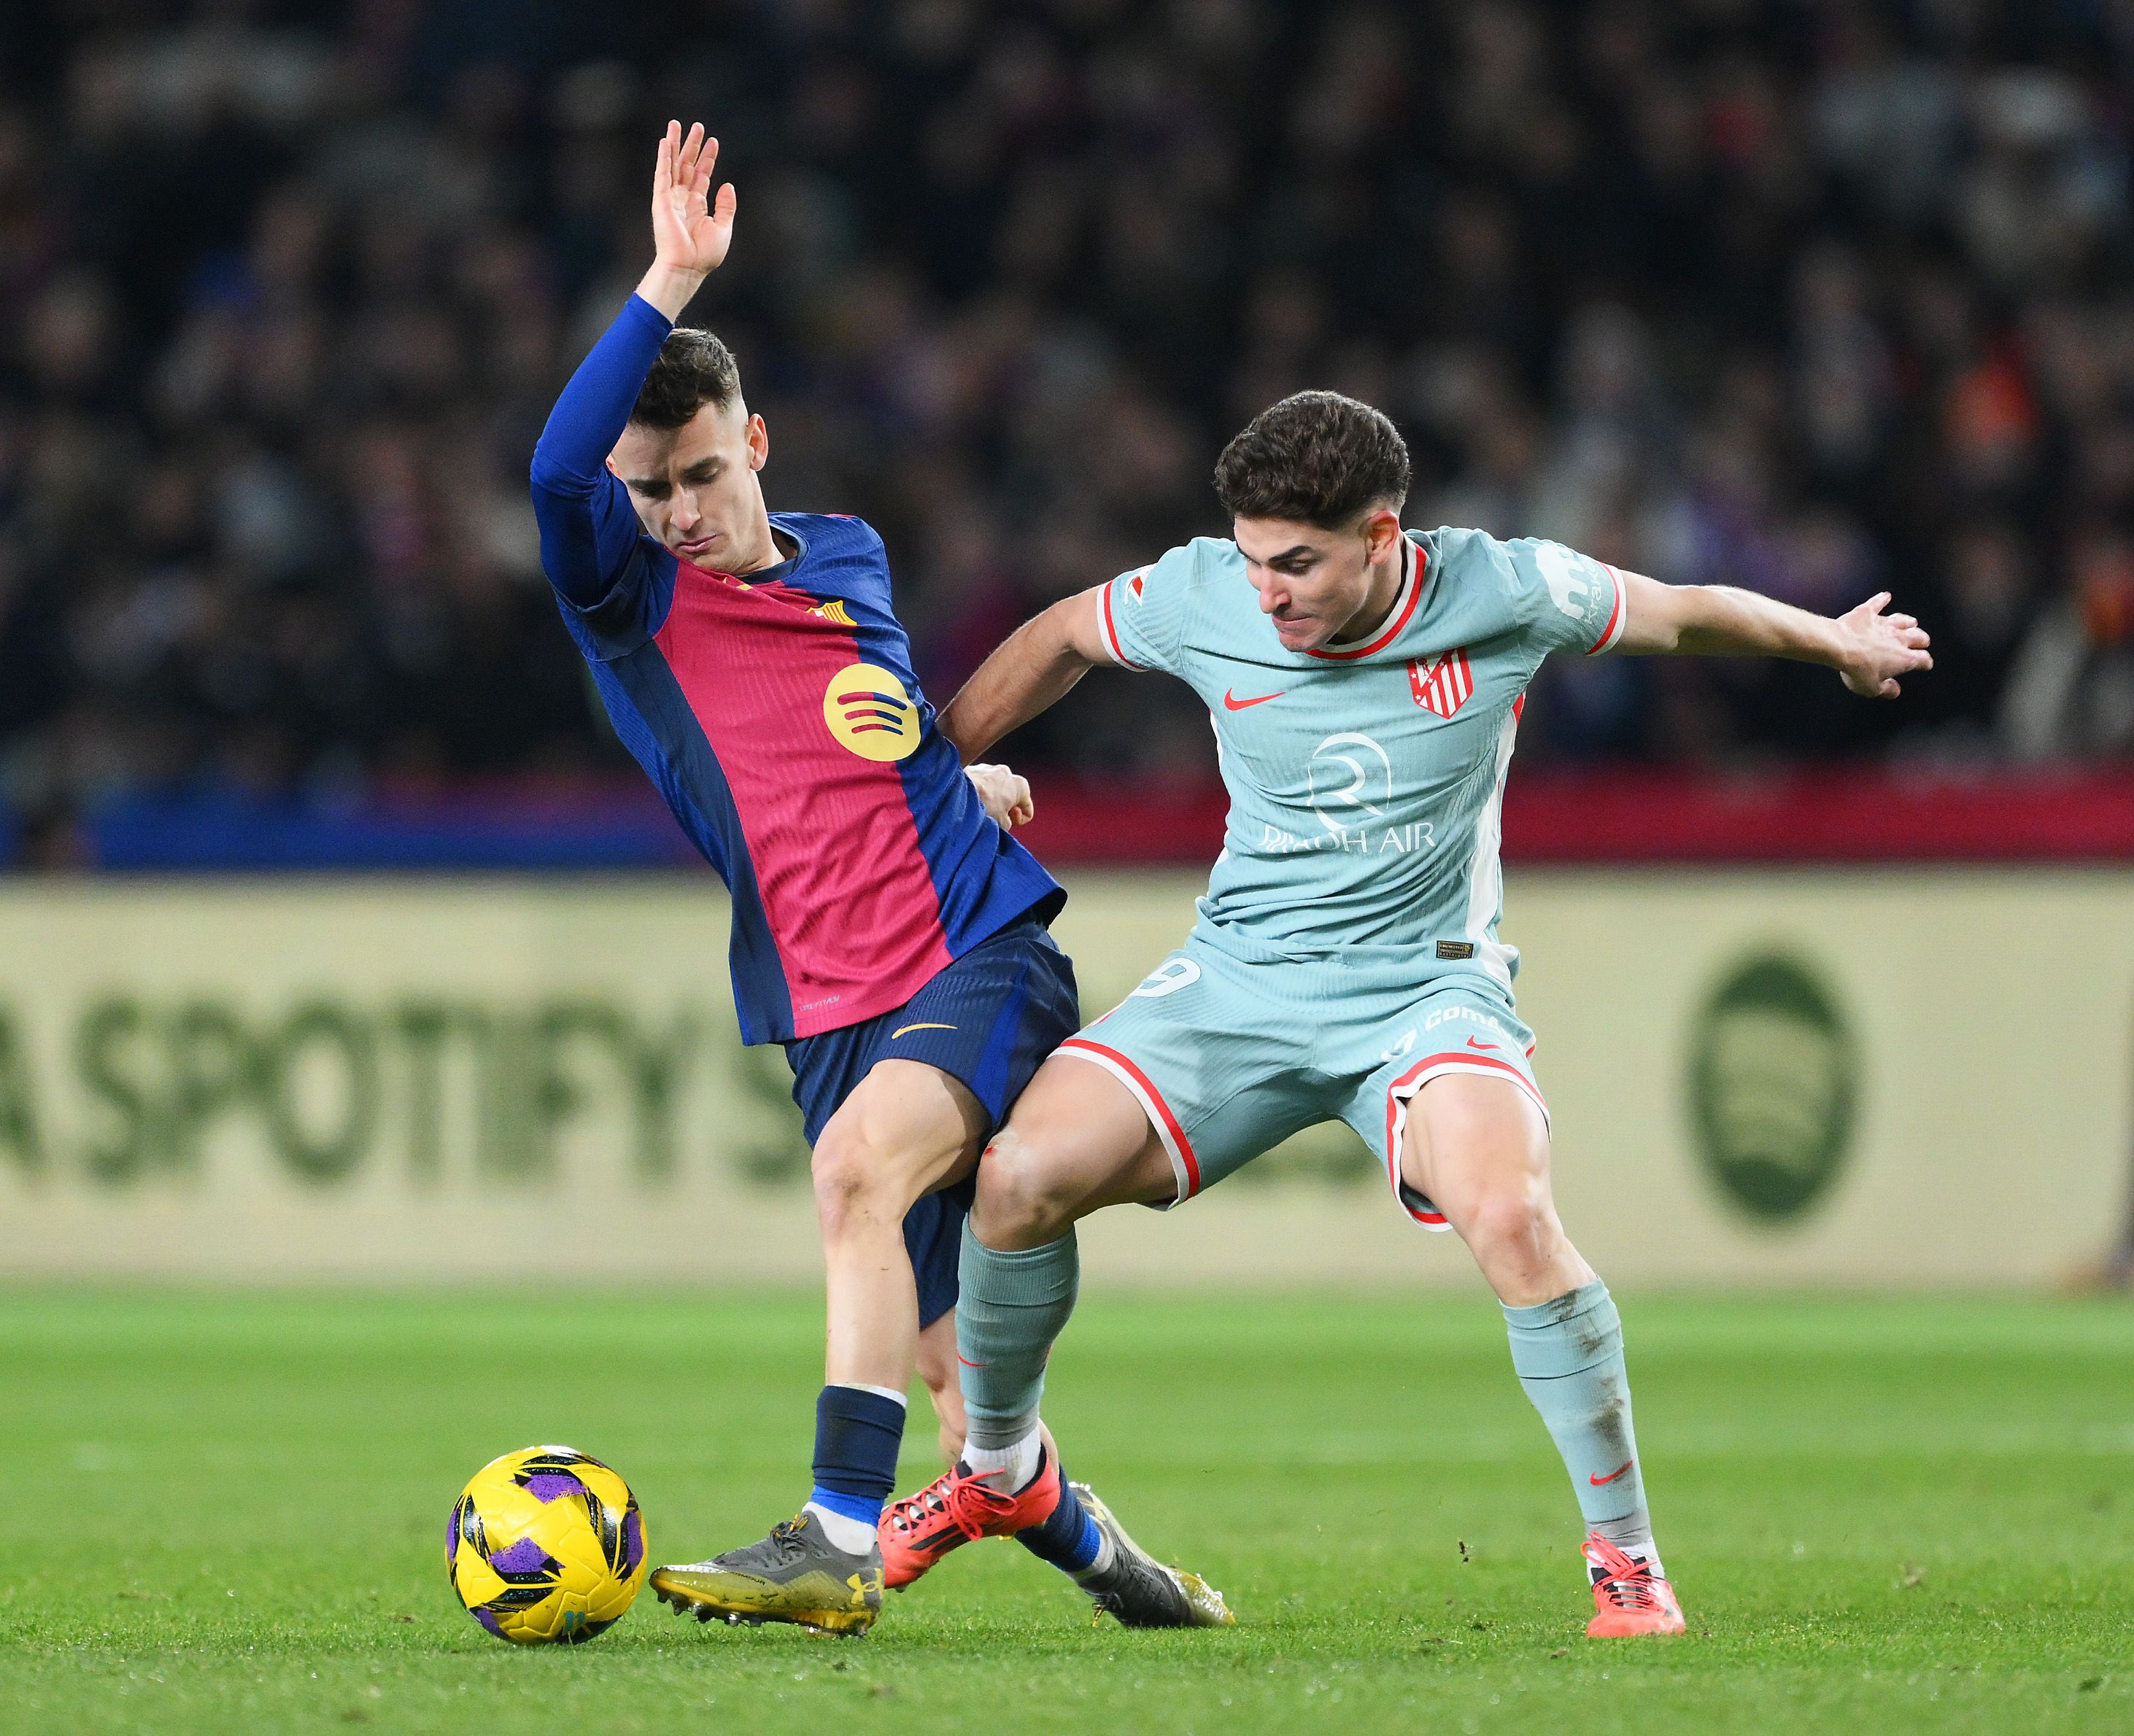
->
[1054, 1036, 1199, 1207]
[1382, 1051, 1551, 1231]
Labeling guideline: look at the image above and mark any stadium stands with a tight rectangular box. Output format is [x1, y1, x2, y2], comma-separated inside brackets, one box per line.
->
[1, 2, 2130, 864]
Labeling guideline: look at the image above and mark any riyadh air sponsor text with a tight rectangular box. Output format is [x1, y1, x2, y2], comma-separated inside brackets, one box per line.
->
[1261, 730, 1437, 854]
[1260, 821, 1436, 856]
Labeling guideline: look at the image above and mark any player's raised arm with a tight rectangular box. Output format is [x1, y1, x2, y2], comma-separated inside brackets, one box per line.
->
[528, 123, 737, 606]
[938, 587, 1120, 760]
[1612, 572, 1933, 698]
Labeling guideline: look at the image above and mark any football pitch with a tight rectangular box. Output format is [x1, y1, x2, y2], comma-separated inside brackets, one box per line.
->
[5, 1290, 2132, 1735]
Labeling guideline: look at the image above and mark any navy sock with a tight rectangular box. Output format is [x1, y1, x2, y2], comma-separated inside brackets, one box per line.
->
[809, 1384, 906, 1526]
[1014, 1454, 1103, 1576]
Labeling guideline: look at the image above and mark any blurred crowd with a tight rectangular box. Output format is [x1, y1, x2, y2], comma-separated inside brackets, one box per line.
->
[4, 0, 2134, 855]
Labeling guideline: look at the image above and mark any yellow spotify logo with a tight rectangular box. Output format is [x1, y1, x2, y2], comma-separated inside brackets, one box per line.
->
[823, 662, 921, 761]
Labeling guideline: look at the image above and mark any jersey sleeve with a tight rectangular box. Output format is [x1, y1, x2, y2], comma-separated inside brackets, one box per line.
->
[1096, 541, 1199, 675]
[1501, 538, 1628, 661]
[529, 294, 676, 659]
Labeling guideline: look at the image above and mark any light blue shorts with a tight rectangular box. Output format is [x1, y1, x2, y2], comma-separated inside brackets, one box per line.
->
[1056, 926, 1547, 1229]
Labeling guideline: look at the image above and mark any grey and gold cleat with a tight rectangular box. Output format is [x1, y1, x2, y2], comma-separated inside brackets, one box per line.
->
[650, 1512, 884, 1637]
[1071, 1481, 1234, 1629]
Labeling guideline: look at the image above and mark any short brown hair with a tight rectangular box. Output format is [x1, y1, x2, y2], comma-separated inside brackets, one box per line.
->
[629, 328, 743, 429]
[1213, 390, 1410, 529]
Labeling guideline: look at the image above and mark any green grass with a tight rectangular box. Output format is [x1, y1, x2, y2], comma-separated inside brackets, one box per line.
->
[4, 1290, 2132, 1735]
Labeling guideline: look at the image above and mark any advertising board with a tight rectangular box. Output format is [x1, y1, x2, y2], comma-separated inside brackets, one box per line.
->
[0, 872, 2122, 1286]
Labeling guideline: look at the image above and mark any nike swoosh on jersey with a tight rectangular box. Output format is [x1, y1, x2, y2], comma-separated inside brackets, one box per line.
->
[892, 1022, 957, 1039]
[1221, 688, 1286, 710]
[1465, 1036, 1500, 1050]
[1590, 1460, 1634, 1486]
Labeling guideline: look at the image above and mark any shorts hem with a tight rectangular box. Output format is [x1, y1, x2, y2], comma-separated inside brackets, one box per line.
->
[1380, 1053, 1550, 1231]
[1054, 1038, 1201, 1205]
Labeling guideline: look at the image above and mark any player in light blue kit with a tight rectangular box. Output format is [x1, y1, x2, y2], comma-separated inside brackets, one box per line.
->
[874, 390, 1932, 1636]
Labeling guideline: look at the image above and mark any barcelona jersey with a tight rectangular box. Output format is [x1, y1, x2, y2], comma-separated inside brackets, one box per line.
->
[530, 296, 1062, 1044]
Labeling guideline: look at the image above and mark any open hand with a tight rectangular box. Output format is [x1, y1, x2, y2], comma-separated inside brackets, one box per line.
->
[1836, 592, 1933, 697]
[965, 763, 1035, 831]
[640, 122, 735, 314]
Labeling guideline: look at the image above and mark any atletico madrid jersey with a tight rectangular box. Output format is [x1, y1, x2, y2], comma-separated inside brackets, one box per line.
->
[1096, 527, 1625, 988]
[531, 295, 1062, 1044]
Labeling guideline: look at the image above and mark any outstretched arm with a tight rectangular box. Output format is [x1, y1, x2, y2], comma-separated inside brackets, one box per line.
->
[1614, 573, 1932, 697]
[939, 589, 1118, 759]
[529, 123, 738, 606]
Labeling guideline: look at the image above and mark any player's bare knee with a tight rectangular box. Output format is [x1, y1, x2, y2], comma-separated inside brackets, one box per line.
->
[970, 1126, 1075, 1248]
[809, 1123, 913, 1240]
[1461, 1179, 1556, 1269]
[970, 1149, 1052, 1246]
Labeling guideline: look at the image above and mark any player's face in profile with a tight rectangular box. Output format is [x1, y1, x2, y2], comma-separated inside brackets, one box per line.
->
[610, 400, 770, 570]
[1234, 514, 1380, 652]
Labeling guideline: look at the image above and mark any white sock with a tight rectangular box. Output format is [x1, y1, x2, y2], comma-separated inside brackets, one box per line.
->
[803, 1501, 880, 1554]
[961, 1427, 1042, 1492]
[1592, 1531, 1663, 1581]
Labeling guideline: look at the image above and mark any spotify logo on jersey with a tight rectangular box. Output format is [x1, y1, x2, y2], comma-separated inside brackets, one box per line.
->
[823, 662, 921, 762]
[1687, 953, 1857, 1223]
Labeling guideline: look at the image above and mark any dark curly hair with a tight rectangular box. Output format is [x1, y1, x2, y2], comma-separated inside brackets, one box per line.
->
[628, 328, 743, 430]
[1213, 390, 1410, 529]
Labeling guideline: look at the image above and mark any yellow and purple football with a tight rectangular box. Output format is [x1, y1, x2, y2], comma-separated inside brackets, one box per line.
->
[446, 1446, 647, 1644]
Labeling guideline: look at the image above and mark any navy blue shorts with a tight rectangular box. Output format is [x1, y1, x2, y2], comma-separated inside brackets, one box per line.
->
[784, 918, 1080, 1328]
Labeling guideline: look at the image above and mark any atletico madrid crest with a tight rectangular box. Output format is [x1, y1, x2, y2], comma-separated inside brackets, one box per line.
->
[1408, 648, 1473, 717]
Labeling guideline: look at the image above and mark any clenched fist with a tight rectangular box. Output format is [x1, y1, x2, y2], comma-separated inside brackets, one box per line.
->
[964, 763, 1035, 831]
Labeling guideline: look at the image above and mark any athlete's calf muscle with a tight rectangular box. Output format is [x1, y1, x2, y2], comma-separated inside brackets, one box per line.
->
[970, 1053, 1172, 1249]
[816, 1059, 989, 1393]
[913, 1310, 967, 1466]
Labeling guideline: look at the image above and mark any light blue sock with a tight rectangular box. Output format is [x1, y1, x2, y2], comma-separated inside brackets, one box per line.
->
[1502, 1280, 1655, 1562]
[956, 1225, 1079, 1451]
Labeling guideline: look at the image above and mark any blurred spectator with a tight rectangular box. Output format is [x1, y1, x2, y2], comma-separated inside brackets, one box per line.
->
[4, 0, 2134, 840]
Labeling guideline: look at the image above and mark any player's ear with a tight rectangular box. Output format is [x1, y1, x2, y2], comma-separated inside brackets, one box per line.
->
[746, 411, 768, 471]
[1361, 506, 1402, 561]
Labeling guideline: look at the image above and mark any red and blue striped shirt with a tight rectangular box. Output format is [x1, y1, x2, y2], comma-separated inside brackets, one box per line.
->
[530, 296, 1062, 1044]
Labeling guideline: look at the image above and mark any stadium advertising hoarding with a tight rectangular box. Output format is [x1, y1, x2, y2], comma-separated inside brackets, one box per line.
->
[0, 872, 2122, 1286]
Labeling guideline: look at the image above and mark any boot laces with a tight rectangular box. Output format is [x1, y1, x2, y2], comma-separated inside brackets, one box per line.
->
[885, 1469, 1016, 1542]
[759, 1516, 812, 1560]
[884, 1465, 1029, 1544]
[1598, 1569, 1665, 1612]
[1583, 1534, 1666, 1611]
[884, 1474, 954, 1538]
[941, 1468, 1019, 1541]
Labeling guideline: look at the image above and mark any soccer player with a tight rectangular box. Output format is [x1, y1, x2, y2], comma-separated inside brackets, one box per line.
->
[528, 123, 1226, 1634]
[879, 390, 1933, 1635]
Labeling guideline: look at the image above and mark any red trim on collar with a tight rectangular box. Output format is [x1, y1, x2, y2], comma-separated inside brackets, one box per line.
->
[1307, 537, 1425, 661]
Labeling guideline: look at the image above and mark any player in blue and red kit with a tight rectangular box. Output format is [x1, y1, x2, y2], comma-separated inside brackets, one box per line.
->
[528, 123, 1226, 1635]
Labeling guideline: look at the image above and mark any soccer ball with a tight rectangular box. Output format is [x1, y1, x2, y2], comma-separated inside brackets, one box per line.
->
[446, 1445, 647, 1644]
